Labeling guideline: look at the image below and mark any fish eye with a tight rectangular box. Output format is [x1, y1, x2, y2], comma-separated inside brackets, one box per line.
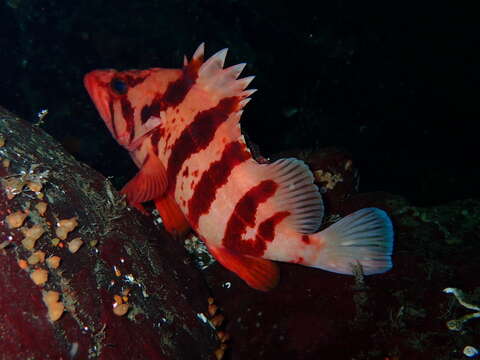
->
[111, 78, 128, 94]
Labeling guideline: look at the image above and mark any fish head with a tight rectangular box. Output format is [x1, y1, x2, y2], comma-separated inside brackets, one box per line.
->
[84, 67, 182, 149]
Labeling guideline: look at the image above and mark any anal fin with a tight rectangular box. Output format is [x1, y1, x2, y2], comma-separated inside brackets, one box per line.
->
[207, 245, 279, 291]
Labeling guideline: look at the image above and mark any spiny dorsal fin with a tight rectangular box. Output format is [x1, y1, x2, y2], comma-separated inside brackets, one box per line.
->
[195, 46, 256, 111]
[182, 44, 256, 145]
[192, 42, 205, 62]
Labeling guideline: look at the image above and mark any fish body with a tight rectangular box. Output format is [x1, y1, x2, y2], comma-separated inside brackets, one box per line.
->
[84, 44, 394, 291]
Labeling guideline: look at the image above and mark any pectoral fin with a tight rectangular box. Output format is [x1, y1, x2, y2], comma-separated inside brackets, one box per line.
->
[207, 245, 279, 291]
[121, 153, 167, 205]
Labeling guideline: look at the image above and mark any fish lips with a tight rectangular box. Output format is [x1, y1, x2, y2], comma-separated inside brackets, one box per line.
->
[84, 70, 116, 136]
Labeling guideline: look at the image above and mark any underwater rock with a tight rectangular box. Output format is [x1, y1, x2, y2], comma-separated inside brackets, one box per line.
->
[0, 106, 218, 359]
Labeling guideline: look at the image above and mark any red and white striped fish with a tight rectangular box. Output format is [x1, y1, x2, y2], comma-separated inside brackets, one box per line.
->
[84, 43, 394, 291]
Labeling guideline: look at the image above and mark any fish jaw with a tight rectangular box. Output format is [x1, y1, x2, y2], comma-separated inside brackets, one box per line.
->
[84, 70, 118, 140]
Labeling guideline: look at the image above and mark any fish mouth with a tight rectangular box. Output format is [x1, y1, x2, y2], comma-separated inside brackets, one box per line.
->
[84, 71, 115, 135]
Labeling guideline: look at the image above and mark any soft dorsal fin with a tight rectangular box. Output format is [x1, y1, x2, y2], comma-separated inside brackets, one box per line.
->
[264, 158, 324, 234]
[121, 152, 168, 205]
[207, 245, 280, 291]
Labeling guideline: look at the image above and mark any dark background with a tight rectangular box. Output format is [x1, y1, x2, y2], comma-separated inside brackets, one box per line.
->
[1, 0, 478, 206]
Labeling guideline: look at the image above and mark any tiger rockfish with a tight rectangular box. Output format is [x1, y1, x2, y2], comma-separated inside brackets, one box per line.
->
[84, 43, 394, 291]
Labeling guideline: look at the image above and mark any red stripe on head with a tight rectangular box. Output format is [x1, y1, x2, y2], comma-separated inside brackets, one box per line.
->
[187, 141, 250, 228]
[222, 180, 279, 257]
[108, 101, 117, 138]
[166, 97, 239, 193]
[123, 73, 148, 87]
[120, 97, 135, 143]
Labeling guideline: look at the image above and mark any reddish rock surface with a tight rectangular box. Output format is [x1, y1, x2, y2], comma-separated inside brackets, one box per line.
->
[0, 106, 219, 359]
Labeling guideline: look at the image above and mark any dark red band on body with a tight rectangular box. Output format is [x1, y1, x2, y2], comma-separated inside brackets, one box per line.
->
[257, 211, 290, 243]
[141, 93, 163, 124]
[222, 180, 279, 257]
[187, 141, 250, 228]
[162, 64, 198, 108]
[166, 97, 239, 193]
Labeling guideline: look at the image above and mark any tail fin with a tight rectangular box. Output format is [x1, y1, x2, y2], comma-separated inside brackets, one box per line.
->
[312, 208, 394, 275]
